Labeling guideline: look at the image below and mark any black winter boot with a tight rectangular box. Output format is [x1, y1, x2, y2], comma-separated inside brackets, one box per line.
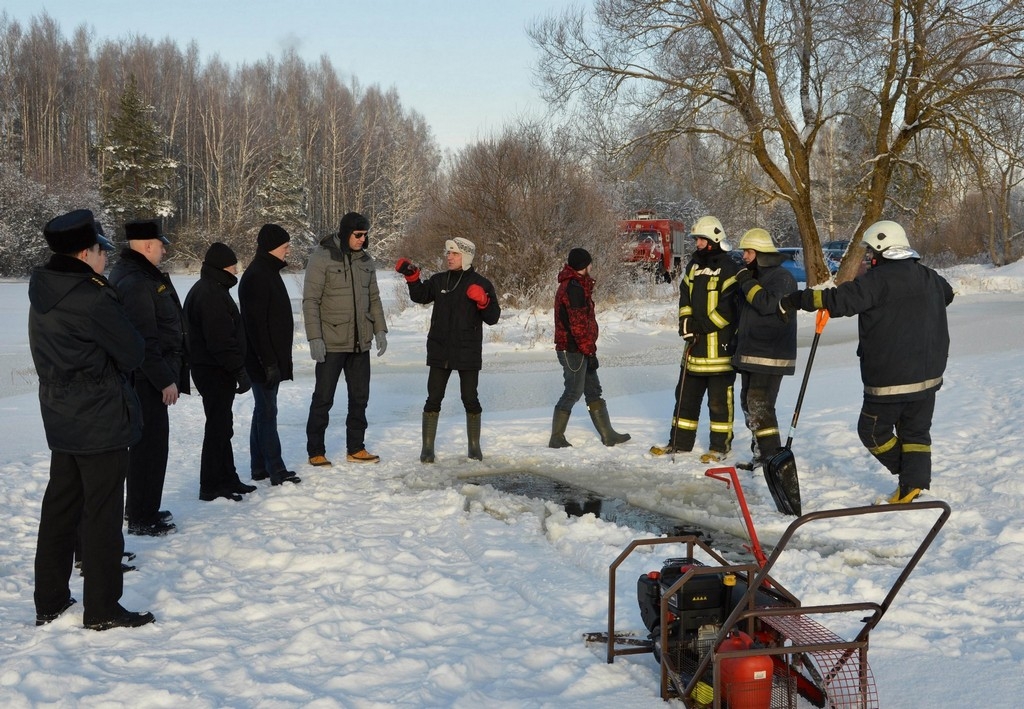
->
[466, 412, 483, 460]
[420, 411, 439, 463]
[549, 409, 573, 448]
[588, 399, 631, 446]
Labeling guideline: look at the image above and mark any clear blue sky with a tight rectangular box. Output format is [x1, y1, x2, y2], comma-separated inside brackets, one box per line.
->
[6, 0, 581, 152]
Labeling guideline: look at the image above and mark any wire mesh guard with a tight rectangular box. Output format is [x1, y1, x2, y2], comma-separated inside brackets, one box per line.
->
[760, 613, 879, 709]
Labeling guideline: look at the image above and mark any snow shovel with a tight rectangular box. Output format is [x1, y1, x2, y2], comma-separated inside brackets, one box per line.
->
[763, 309, 830, 516]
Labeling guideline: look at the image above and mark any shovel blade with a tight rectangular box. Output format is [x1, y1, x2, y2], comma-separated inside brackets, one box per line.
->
[763, 448, 802, 516]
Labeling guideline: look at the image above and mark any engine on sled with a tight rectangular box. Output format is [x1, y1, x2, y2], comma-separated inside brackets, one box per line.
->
[583, 467, 951, 709]
[635, 553, 818, 708]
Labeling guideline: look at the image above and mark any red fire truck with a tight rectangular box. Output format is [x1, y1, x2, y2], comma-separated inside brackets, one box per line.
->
[619, 212, 688, 281]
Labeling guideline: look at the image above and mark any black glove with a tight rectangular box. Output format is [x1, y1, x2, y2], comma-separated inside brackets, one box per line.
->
[234, 369, 252, 395]
[777, 291, 803, 323]
[264, 364, 281, 389]
[587, 355, 599, 371]
[734, 268, 753, 285]
[679, 317, 699, 342]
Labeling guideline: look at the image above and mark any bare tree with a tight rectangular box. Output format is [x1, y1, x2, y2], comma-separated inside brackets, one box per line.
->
[531, 0, 1024, 283]
[403, 122, 618, 307]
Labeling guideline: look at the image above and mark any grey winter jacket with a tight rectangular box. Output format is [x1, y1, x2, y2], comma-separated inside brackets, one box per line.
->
[302, 234, 386, 352]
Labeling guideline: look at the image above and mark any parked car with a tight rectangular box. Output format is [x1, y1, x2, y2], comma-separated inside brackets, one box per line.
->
[776, 247, 807, 282]
[729, 247, 812, 282]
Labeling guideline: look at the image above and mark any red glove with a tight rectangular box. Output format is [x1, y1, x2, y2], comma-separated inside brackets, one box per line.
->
[466, 283, 489, 309]
[395, 258, 420, 283]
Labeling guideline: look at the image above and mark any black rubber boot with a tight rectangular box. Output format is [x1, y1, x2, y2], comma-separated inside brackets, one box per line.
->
[467, 412, 483, 460]
[420, 411, 439, 463]
[588, 399, 631, 446]
[548, 409, 573, 448]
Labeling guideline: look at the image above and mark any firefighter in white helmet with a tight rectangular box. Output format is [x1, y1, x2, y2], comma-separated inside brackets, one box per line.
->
[651, 215, 741, 461]
[779, 220, 954, 504]
[731, 228, 798, 470]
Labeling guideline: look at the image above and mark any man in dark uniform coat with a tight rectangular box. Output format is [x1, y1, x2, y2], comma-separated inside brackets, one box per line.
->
[652, 216, 741, 462]
[732, 228, 798, 470]
[109, 219, 188, 537]
[781, 220, 954, 504]
[30, 209, 155, 630]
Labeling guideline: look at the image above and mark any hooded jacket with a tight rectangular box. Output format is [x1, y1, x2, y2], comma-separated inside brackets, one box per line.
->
[797, 257, 953, 401]
[29, 254, 145, 454]
[732, 253, 798, 375]
[108, 247, 190, 394]
[407, 266, 501, 370]
[554, 264, 598, 356]
[240, 249, 294, 382]
[183, 264, 246, 375]
[678, 246, 741, 374]
[302, 233, 386, 353]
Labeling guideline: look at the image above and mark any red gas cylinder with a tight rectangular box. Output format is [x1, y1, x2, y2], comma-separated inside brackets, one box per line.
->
[718, 631, 773, 709]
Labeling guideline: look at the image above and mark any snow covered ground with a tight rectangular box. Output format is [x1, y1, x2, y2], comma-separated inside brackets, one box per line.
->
[1, 259, 1022, 708]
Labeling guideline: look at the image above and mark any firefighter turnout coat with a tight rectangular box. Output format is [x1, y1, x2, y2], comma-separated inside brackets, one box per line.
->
[678, 248, 741, 374]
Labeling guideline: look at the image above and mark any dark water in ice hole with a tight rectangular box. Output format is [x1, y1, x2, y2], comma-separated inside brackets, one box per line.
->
[458, 472, 761, 561]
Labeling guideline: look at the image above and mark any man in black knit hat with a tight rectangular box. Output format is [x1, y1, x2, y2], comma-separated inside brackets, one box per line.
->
[184, 243, 256, 502]
[549, 247, 630, 448]
[240, 224, 300, 486]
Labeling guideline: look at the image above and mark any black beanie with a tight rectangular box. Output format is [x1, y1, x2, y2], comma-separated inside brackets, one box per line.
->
[43, 209, 100, 254]
[257, 223, 290, 252]
[204, 242, 238, 269]
[338, 211, 370, 239]
[567, 247, 593, 271]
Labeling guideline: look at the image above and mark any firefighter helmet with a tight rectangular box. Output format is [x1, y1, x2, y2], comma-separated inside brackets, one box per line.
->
[691, 216, 730, 250]
[738, 228, 778, 253]
[862, 220, 910, 252]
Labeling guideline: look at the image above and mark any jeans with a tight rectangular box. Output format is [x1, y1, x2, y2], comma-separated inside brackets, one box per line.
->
[554, 351, 602, 412]
[250, 381, 285, 476]
[306, 351, 371, 456]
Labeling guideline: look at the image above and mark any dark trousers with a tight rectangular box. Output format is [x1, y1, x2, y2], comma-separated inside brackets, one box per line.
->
[250, 381, 285, 476]
[126, 377, 169, 525]
[669, 370, 736, 453]
[192, 366, 239, 492]
[306, 351, 371, 456]
[857, 393, 936, 490]
[555, 351, 602, 412]
[35, 449, 127, 624]
[739, 371, 784, 459]
[424, 366, 481, 414]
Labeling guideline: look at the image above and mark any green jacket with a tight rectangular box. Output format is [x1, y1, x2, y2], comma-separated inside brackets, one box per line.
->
[302, 234, 386, 353]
